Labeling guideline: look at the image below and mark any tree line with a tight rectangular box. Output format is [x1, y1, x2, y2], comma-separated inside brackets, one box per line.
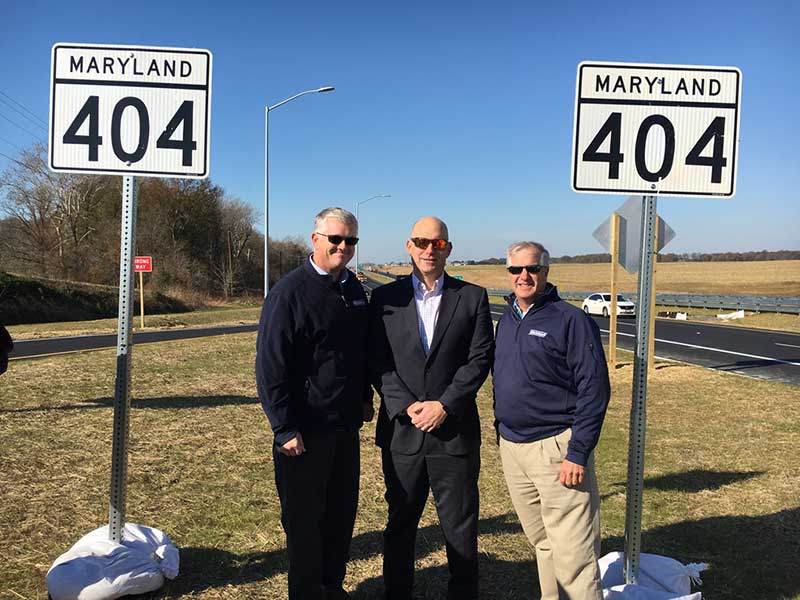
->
[0, 144, 310, 299]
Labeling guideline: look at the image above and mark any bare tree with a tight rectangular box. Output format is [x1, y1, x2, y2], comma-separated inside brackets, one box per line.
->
[212, 197, 256, 298]
[0, 143, 109, 278]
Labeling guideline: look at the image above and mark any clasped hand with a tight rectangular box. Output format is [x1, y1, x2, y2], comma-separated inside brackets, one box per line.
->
[406, 400, 447, 433]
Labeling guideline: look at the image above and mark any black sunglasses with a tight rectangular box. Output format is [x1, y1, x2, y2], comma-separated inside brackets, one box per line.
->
[410, 237, 449, 250]
[506, 264, 546, 275]
[316, 232, 359, 246]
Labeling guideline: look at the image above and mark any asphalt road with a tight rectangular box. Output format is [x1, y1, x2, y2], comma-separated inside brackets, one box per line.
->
[9, 276, 800, 386]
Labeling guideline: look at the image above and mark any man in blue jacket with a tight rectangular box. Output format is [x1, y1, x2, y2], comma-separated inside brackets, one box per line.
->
[256, 207, 373, 600]
[493, 241, 610, 600]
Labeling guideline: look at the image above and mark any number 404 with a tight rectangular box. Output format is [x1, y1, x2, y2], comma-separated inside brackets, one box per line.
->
[63, 95, 196, 166]
[582, 112, 728, 184]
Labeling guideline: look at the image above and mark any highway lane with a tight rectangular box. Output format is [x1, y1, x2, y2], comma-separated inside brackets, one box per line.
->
[9, 324, 258, 361]
[488, 302, 800, 386]
[9, 275, 800, 386]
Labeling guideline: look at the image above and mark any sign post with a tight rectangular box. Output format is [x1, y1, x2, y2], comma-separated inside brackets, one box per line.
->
[574, 61, 741, 583]
[134, 256, 152, 329]
[609, 213, 620, 368]
[50, 43, 212, 543]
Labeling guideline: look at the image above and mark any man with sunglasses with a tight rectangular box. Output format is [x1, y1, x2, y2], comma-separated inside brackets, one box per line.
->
[369, 216, 494, 600]
[256, 207, 373, 600]
[493, 241, 610, 600]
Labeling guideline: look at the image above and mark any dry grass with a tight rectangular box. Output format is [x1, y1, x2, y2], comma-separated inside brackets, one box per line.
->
[383, 260, 800, 297]
[1, 337, 798, 599]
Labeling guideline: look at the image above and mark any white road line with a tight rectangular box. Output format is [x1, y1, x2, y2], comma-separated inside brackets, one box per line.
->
[601, 329, 800, 368]
[775, 342, 800, 349]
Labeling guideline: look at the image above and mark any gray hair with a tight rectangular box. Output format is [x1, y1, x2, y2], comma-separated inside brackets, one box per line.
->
[314, 207, 358, 231]
[506, 241, 550, 266]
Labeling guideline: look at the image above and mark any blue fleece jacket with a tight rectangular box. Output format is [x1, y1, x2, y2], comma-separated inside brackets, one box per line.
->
[493, 284, 610, 466]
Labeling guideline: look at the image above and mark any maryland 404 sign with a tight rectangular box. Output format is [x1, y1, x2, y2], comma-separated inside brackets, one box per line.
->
[49, 43, 212, 178]
[571, 62, 741, 198]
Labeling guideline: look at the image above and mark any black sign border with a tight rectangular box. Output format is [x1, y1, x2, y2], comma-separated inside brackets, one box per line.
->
[49, 43, 212, 179]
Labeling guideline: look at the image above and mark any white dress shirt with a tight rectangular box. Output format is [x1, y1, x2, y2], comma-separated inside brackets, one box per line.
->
[412, 273, 444, 355]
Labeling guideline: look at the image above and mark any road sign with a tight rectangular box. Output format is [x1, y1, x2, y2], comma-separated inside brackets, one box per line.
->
[572, 62, 741, 197]
[134, 256, 152, 272]
[49, 43, 212, 178]
[593, 196, 675, 274]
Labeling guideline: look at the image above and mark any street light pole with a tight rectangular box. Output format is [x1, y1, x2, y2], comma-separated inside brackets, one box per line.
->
[264, 86, 334, 296]
[355, 194, 391, 273]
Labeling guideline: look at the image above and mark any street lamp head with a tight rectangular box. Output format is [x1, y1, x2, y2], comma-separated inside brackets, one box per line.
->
[317, 86, 335, 93]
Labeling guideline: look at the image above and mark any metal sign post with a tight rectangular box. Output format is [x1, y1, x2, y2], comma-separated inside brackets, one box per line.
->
[574, 60, 741, 585]
[624, 195, 658, 583]
[134, 256, 152, 329]
[609, 213, 620, 368]
[109, 175, 138, 542]
[648, 220, 660, 372]
[139, 271, 145, 329]
[49, 43, 213, 544]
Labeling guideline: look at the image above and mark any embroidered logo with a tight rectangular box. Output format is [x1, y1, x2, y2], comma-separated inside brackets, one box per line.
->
[528, 329, 548, 338]
[352, 299, 367, 306]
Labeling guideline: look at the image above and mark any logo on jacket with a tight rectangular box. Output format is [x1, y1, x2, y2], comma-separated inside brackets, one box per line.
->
[528, 329, 548, 338]
[352, 299, 367, 306]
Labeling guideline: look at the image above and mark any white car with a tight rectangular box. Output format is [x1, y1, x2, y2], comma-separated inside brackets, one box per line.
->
[582, 293, 636, 318]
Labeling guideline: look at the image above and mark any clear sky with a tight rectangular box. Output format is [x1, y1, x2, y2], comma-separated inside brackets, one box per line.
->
[2, 0, 798, 263]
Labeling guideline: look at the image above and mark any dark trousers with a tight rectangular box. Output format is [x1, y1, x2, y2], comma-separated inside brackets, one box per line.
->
[274, 430, 360, 600]
[381, 444, 480, 600]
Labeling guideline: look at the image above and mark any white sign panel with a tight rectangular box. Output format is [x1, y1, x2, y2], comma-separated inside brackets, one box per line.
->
[49, 43, 212, 178]
[571, 62, 741, 198]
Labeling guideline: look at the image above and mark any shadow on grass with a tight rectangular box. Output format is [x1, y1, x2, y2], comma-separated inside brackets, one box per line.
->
[605, 469, 764, 495]
[144, 513, 527, 598]
[713, 358, 796, 371]
[0, 395, 259, 413]
[128, 507, 800, 599]
[603, 507, 800, 600]
[352, 553, 538, 599]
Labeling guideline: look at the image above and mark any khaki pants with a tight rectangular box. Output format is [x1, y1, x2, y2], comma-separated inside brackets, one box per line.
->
[499, 429, 602, 600]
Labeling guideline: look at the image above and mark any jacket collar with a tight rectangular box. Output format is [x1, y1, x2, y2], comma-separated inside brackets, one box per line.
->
[505, 283, 559, 319]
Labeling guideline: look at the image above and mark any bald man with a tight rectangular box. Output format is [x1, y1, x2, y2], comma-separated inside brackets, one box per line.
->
[368, 217, 494, 600]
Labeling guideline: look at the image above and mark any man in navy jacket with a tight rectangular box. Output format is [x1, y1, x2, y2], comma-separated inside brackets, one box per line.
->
[493, 241, 610, 600]
[256, 207, 373, 600]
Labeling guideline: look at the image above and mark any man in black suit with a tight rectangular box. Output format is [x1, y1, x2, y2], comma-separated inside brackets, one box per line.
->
[369, 216, 494, 600]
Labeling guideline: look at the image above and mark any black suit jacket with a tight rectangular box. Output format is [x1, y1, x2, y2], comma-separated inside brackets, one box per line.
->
[369, 274, 494, 455]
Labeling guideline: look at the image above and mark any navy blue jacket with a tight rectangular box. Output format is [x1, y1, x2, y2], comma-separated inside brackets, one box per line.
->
[493, 284, 610, 466]
[256, 259, 371, 445]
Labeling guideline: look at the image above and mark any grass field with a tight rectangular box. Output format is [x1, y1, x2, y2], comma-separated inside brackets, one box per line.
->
[383, 260, 800, 296]
[1, 334, 798, 599]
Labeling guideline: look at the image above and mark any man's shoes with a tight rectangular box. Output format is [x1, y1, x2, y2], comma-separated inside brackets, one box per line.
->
[322, 587, 351, 600]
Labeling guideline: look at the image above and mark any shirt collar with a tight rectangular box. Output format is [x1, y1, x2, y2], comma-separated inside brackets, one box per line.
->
[411, 272, 444, 295]
[509, 283, 556, 319]
[309, 255, 350, 284]
[512, 297, 530, 319]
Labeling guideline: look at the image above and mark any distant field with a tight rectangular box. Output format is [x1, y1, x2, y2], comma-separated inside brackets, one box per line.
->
[382, 260, 800, 297]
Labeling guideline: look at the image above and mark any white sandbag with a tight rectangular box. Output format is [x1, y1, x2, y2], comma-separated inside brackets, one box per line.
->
[603, 584, 702, 600]
[599, 551, 707, 596]
[46, 523, 179, 600]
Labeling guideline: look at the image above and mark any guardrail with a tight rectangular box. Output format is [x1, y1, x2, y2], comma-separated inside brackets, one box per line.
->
[370, 272, 800, 315]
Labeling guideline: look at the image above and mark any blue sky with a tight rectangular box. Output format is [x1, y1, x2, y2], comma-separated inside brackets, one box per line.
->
[2, 0, 798, 263]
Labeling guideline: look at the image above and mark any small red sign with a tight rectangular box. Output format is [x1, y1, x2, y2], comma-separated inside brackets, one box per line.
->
[134, 256, 153, 272]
